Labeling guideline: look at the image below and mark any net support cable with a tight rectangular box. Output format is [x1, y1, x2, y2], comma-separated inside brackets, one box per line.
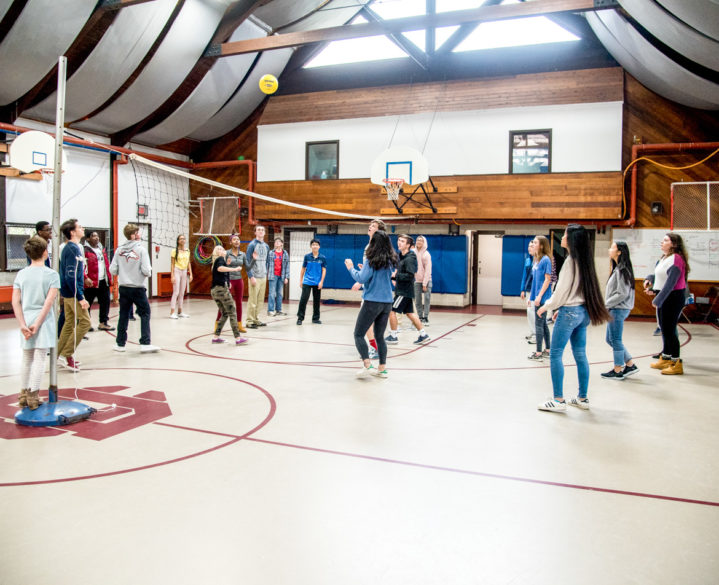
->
[130, 154, 388, 221]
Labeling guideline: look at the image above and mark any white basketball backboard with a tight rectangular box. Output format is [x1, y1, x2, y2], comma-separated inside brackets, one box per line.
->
[370, 146, 429, 186]
[9, 130, 67, 173]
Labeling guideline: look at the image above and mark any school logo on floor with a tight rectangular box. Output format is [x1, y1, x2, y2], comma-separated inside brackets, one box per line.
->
[0, 385, 172, 441]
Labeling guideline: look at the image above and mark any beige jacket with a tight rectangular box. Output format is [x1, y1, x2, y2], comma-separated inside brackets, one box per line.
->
[543, 256, 584, 312]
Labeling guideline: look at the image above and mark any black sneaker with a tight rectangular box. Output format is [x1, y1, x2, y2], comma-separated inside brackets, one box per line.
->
[622, 364, 639, 377]
[246, 323, 258, 329]
[601, 369, 625, 380]
[312, 320, 322, 324]
[296, 319, 303, 325]
[88, 327, 95, 332]
[651, 352, 661, 359]
[257, 321, 267, 327]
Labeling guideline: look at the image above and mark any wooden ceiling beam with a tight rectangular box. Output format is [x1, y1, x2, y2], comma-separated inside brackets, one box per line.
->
[212, 0, 619, 57]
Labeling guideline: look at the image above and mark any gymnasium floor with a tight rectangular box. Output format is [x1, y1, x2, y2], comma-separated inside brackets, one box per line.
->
[1, 298, 718, 585]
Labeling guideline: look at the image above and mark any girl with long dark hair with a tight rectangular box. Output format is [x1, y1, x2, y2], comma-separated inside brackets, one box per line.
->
[649, 233, 690, 375]
[602, 241, 638, 380]
[345, 230, 397, 378]
[537, 224, 609, 412]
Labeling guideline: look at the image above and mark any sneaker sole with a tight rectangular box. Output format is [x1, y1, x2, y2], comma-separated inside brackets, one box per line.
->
[622, 369, 639, 378]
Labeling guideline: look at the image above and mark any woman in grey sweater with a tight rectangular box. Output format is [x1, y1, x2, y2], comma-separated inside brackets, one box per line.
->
[602, 241, 638, 380]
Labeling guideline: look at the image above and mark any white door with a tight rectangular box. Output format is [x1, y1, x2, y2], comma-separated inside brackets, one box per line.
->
[288, 231, 315, 300]
[476, 234, 503, 305]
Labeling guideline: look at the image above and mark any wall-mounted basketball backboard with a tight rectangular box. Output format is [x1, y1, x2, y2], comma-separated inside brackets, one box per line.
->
[9, 130, 67, 173]
[370, 146, 429, 187]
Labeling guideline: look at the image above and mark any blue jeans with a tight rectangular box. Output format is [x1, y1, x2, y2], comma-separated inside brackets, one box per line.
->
[534, 305, 551, 352]
[606, 308, 632, 367]
[549, 305, 590, 400]
[267, 278, 284, 312]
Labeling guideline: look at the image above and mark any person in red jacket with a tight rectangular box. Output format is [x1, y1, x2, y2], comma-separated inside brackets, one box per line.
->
[84, 231, 114, 331]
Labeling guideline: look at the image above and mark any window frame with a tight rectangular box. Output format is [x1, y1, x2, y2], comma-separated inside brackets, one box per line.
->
[509, 129, 552, 175]
[305, 140, 339, 181]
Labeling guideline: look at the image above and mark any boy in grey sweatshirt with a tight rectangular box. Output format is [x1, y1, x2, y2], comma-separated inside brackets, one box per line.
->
[109, 223, 159, 353]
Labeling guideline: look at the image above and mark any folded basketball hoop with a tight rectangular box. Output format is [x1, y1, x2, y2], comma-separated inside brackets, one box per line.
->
[383, 177, 404, 201]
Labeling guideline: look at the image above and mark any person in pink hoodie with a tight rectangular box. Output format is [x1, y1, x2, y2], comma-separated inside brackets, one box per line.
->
[413, 235, 432, 325]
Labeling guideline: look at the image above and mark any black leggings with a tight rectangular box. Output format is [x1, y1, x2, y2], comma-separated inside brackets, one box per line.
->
[658, 289, 685, 359]
[353, 301, 392, 362]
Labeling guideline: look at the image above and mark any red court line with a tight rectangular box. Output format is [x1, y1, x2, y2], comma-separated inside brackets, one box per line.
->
[0, 367, 276, 487]
[245, 437, 719, 508]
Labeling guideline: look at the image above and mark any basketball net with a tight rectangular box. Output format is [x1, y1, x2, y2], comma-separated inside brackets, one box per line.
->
[383, 178, 404, 201]
[40, 168, 57, 197]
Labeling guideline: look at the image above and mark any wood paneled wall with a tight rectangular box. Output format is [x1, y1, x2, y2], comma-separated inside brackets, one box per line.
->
[253, 172, 622, 222]
[260, 68, 623, 125]
[622, 74, 719, 229]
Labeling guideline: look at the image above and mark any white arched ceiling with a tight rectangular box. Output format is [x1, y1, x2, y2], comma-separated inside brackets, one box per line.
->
[134, 19, 266, 145]
[586, 10, 719, 109]
[188, 48, 293, 142]
[618, 0, 719, 72]
[279, 1, 369, 34]
[74, 0, 231, 135]
[655, 0, 719, 42]
[26, 1, 177, 123]
[252, 0, 338, 31]
[0, 2, 12, 21]
[0, 0, 96, 105]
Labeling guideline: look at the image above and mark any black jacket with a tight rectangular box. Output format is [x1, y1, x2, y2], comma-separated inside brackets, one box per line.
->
[393, 251, 418, 297]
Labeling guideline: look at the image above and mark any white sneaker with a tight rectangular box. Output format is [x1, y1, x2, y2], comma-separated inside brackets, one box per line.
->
[179, 313, 190, 318]
[537, 399, 567, 412]
[356, 364, 375, 378]
[371, 367, 388, 379]
[140, 344, 161, 353]
[113, 345, 126, 353]
[268, 311, 276, 317]
[568, 397, 590, 410]
[169, 314, 178, 319]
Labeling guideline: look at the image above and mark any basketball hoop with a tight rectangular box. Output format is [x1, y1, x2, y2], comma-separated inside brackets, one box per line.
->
[383, 177, 404, 201]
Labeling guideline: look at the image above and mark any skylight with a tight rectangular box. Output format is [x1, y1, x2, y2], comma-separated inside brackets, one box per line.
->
[453, 16, 580, 52]
[303, 0, 581, 69]
[304, 35, 408, 68]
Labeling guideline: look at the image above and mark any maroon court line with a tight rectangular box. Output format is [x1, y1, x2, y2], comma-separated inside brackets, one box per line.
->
[183, 314, 485, 367]
[0, 367, 276, 487]
[244, 437, 719, 508]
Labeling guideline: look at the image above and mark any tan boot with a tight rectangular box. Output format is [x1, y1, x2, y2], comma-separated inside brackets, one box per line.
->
[238, 323, 247, 333]
[18, 389, 29, 409]
[661, 359, 684, 375]
[26, 390, 41, 410]
[651, 357, 674, 369]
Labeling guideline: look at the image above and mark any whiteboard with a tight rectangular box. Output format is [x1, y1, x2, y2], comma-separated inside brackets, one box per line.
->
[612, 229, 719, 282]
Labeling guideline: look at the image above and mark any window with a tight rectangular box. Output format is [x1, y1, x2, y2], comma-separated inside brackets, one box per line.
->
[4, 224, 35, 270]
[509, 130, 551, 174]
[306, 141, 339, 180]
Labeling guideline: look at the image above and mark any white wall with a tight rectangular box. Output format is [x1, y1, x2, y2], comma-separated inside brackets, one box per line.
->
[257, 101, 623, 181]
[6, 147, 111, 227]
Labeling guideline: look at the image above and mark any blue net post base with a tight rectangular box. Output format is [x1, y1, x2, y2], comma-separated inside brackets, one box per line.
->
[15, 387, 95, 427]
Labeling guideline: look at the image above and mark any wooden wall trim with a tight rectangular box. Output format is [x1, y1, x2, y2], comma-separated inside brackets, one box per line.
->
[254, 171, 622, 221]
[260, 68, 623, 125]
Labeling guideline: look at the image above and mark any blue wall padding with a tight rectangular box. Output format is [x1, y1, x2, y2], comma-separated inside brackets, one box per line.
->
[501, 235, 534, 296]
[314, 234, 467, 294]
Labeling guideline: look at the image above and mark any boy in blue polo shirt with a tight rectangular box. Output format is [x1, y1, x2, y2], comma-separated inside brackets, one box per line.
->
[297, 239, 327, 325]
